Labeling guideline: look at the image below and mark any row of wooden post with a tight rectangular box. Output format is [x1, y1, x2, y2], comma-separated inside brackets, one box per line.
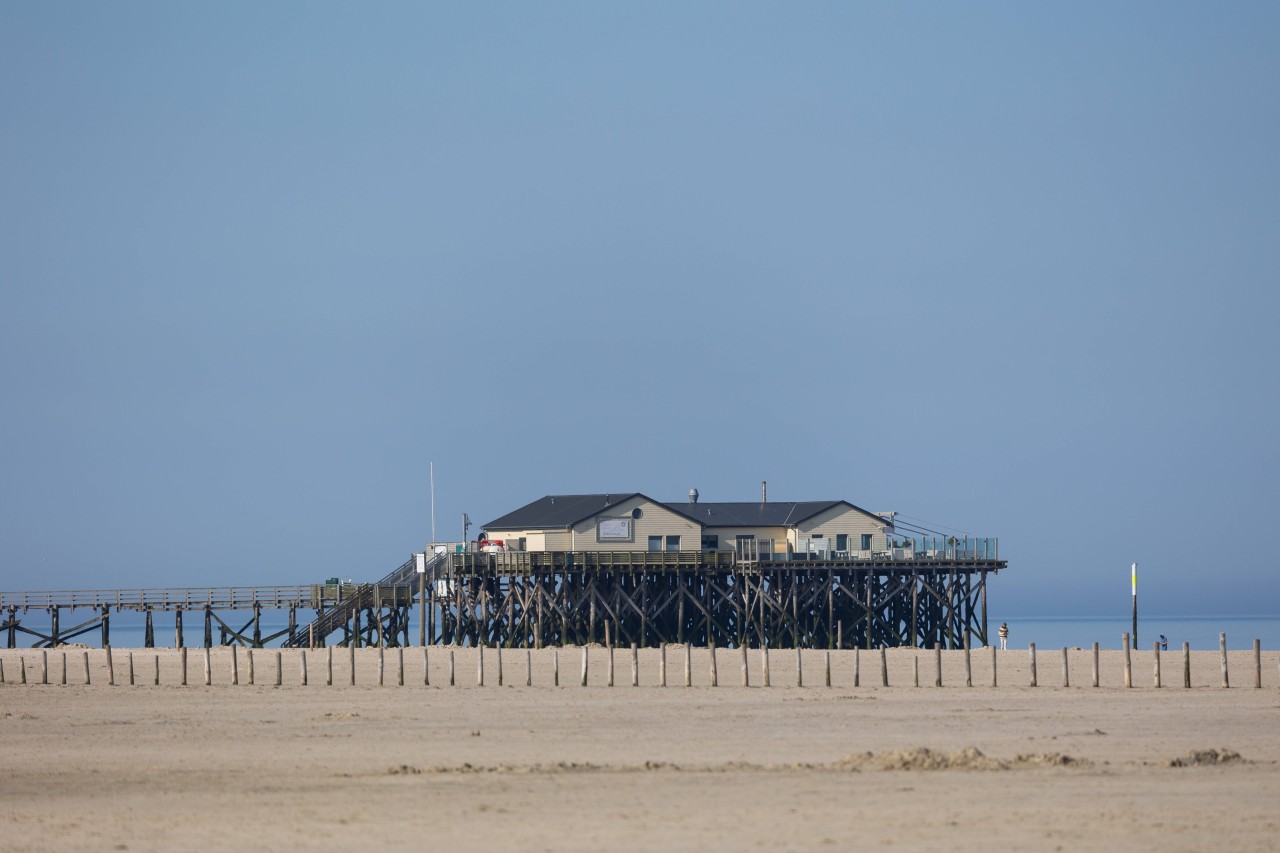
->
[0, 634, 1271, 689]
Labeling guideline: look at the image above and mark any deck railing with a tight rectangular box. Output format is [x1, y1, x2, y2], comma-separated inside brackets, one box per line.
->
[0, 585, 322, 611]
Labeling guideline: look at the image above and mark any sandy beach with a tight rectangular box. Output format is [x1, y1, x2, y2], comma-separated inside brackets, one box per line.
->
[2, 645, 1278, 851]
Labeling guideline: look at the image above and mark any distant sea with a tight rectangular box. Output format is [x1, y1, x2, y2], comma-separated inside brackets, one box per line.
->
[24, 611, 1280, 650]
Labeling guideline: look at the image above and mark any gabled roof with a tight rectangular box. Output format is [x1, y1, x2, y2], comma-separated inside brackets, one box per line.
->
[484, 493, 645, 531]
[485, 494, 891, 532]
[662, 500, 887, 528]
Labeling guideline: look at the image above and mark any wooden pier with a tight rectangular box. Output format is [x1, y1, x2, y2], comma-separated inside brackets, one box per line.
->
[2, 547, 1005, 650]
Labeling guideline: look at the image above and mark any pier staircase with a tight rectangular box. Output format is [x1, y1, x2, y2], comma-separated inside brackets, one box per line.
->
[282, 550, 448, 648]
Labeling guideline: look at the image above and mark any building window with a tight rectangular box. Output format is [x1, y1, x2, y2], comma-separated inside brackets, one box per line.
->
[861, 534, 872, 550]
[701, 534, 719, 550]
[666, 535, 680, 551]
[648, 536, 663, 551]
[836, 534, 848, 552]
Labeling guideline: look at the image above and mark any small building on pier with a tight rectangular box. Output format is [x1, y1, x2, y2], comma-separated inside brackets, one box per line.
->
[482, 492, 896, 560]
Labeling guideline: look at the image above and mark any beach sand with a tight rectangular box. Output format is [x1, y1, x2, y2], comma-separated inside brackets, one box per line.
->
[2, 646, 1278, 851]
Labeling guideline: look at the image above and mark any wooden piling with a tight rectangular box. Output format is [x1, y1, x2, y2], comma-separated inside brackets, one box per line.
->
[1154, 642, 1161, 688]
[741, 644, 749, 688]
[476, 644, 484, 687]
[301, 650, 308, 686]
[964, 640, 972, 687]
[128, 652, 135, 686]
[991, 644, 997, 687]
[880, 645, 889, 687]
[204, 648, 211, 685]
[1062, 647, 1069, 688]
[497, 645, 504, 687]
[553, 648, 559, 687]
[684, 644, 692, 688]
[449, 649, 456, 686]
[934, 643, 942, 688]
[763, 644, 771, 687]
[631, 643, 639, 687]
[1122, 634, 1132, 688]
[61, 652, 67, 685]
[21, 656, 27, 684]
[396, 647, 403, 686]
[795, 647, 802, 688]
[232, 646, 239, 685]
[527, 648, 533, 687]
[154, 654, 159, 686]
[0, 657, 4, 684]
[710, 642, 718, 687]
[327, 647, 334, 686]
[1220, 633, 1229, 688]
[349, 643, 355, 686]
[1254, 639, 1261, 689]
[913, 654, 919, 687]
[837, 620, 843, 650]
[276, 651, 282, 687]
[247, 649, 255, 685]
[1092, 642, 1099, 688]
[852, 647, 858, 688]
[83, 650, 90, 685]
[106, 647, 115, 686]
[607, 643, 614, 688]
[423, 647, 429, 686]
[377, 647, 385, 686]
[181, 647, 188, 686]
[1183, 642, 1190, 688]
[825, 650, 831, 687]
[658, 643, 667, 687]
[1029, 643, 1037, 687]
[580, 646, 588, 687]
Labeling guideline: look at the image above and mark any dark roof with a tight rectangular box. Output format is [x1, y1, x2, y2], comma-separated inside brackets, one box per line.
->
[485, 494, 890, 532]
[662, 500, 881, 528]
[483, 494, 643, 531]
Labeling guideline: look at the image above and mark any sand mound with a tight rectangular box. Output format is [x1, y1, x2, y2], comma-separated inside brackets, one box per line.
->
[1167, 749, 1245, 768]
[839, 747, 1006, 771]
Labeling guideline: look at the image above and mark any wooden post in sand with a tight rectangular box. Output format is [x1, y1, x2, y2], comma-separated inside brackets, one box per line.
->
[21, 656, 27, 684]
[837, 621, 843, 651]
[659, 643, 666, 687]
[763, 644, 771, 687]
[128, 652, 135, 686]
[825, 650, 831, 687]
[934, 643, 943, 688]
[991, 645, 997, 687]
[154, 654, 159, 686]
[61, 652, 67, 685]
[1029, 643, 1037, 687]
[607, 643, 614, 687]
[794, 647, 802, 688]
[476, 644, 484, 687]
[247, 649, 255, 686]
[231, 646, 239, 685]
[1183, 642, 1190, 688]
[1254, 639, 1261, 689]
[964, 639, 972, 688]
[83, 650, 91, 684]
[912, 654, 919, 687]
[203, 648, 211, 685]
[853, 647, 859, 688]
[684, 644, 692, 687]
[449, 649, 456, 687]
[395, 648, 403, 686]
[1122, 634, 1132, 688]
[709, 642, 718, 687]
[326, 647, 334, 686]
[631, 643, 639, 687]
[0, 658, 4, 683]
[181, 647, 188, 686]
[1153, 642, 1161, 688]
[741, 645, 750, 687]
[1061, 647, 1069, 687]
[106, 647, 115, 686]
[880, 645, 889, 687]
[497, 645, 504, 687]
[301, 651, 308, 686]
[41, 649, 48, 685]
[1092, 643, 1099, 688]
[423, 647, 430, 686]
[377, 647, 385, 686]
[553, 648, 559, 687]
[527, 648, 533, 687]
[580, 646, 588, 687]
[276, 651, 283, 687]
[349, 644, 356, 686]
[1219, 633, 1229, 688]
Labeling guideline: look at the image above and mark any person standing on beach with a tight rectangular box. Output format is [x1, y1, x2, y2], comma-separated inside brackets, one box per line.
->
[998, 622, 1008, 650]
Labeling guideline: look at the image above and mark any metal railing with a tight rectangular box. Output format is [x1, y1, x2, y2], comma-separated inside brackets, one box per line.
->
[0, 585, 322, 611]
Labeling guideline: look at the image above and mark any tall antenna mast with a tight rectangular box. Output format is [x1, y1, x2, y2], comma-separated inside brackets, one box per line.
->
[430, 462, 437, 546]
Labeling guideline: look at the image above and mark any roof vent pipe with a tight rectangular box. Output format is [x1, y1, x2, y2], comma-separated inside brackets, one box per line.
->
[689, 488, 699, 504]
[761, 480, 767, 506]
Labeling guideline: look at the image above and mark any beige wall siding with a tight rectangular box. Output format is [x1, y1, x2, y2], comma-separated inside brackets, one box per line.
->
[792, 505, 892, 552]
[700, 526, 791, 555]
[569, 495, 701, 550]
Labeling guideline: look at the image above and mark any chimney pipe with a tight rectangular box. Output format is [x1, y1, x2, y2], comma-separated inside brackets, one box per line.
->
[689, 488, 699, 504]
[761, 480, 767, 506]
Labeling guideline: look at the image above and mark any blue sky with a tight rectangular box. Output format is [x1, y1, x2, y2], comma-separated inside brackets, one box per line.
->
[2, 3, 1277, 618]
